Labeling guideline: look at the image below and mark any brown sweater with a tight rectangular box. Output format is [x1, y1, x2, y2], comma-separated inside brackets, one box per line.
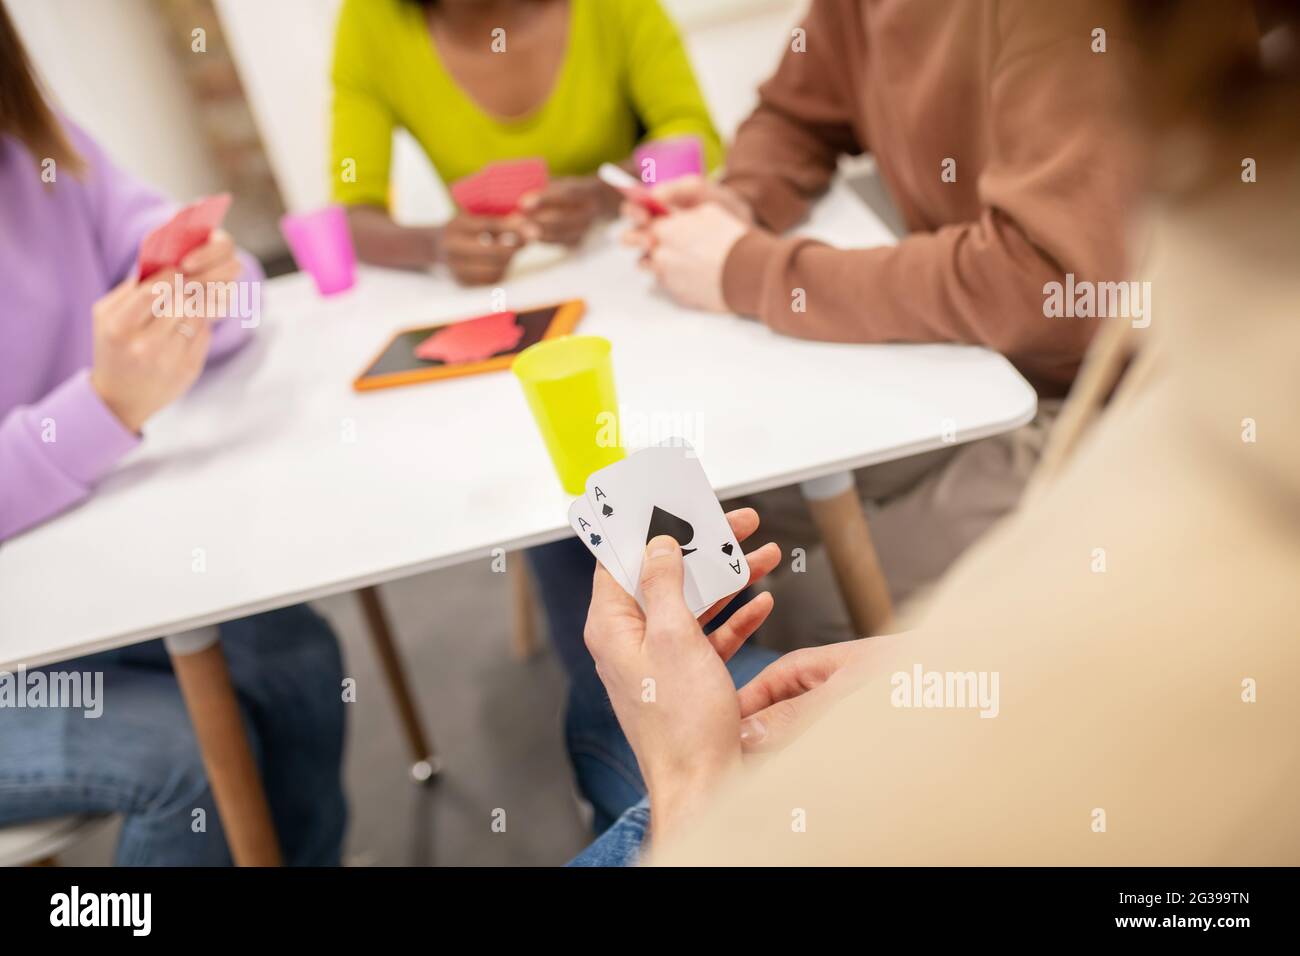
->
[720, 0, 1138, 396]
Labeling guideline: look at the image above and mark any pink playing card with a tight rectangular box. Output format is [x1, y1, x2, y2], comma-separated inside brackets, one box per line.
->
[137, 193, 232, 280]
[414, 311, 523, 364]
[450, 159, 547, 216]
[449, 171, 489, 214]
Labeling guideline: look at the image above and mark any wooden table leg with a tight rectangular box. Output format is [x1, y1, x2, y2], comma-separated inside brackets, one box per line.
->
[357, 586, 442, 783]
[511, 557, 540, 660]
[800, 472, 895, 637]
[165, 627, 282, 866]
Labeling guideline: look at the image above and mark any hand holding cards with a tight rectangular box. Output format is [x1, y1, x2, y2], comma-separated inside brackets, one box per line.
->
[569, 441, 748, 616]
[137, 193, 232, 280]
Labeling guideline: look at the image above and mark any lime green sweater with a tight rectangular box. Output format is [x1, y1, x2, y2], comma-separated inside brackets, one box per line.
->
[330, 0, 722, 208]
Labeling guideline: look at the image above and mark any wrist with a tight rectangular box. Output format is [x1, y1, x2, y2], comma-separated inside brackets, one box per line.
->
[89, 371, 146, 434]
[716, 182, 756, 225]
[720, 228, 778, 317]
[105, 404, 146, 434]
[645, 753, 739, 844]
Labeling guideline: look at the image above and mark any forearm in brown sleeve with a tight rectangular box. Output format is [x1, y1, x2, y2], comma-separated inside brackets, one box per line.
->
[721, 212, 1102, 394]
[722, 29, 1138, 394]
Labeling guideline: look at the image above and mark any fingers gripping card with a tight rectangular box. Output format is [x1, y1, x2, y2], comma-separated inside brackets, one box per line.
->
[581, 441, 747, 615]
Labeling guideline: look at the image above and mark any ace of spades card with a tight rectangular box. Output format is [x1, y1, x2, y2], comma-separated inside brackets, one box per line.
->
[582, 441, 747, 615]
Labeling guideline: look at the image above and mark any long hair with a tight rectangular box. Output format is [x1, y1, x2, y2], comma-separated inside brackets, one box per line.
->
[0, 2, 83, 174]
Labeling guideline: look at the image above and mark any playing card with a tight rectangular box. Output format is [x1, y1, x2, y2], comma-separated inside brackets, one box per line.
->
[597, 163, 669, 217]
[414, 311, 522, 363]
[584, 440, 747, 616]
[568, 497, 632, 592]
[137, 193, 232, 280]
[449, 170, 489, 213]
[450, 159, 548, 216]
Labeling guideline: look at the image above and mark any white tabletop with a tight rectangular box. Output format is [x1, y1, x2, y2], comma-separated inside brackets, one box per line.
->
[0, 181, 1035, 670]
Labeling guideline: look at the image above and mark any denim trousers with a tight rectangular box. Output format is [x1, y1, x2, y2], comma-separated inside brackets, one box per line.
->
[0, 603, 347, 865]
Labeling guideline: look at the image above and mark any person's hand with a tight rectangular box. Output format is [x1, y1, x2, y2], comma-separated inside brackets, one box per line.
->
[90, 228, 243, 431]
[90, 275, 213, 434]
[631, 203, 751, 312]
[621, 175, 754, 232]
[440, 212, 526, 285]
[736, 639, 874, 753]
[175, 228, 243, 311]
[519, 176, 619, 247]
[583, 508, 780, 840]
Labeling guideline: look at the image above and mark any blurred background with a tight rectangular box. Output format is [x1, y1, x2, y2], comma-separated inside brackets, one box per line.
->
[10, 0, 810, 270]
[8, 0, 842, 866]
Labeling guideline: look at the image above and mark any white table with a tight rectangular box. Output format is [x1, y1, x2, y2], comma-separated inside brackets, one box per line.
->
[0, 180, 1036, 861]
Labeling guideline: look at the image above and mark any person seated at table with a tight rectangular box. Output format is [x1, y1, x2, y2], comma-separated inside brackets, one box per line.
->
[573, 0, 1298, 865]
[624, 0, 1139, 619]
[330, 0, 723, 285]
[0, 9, 346, 865]
[330, 0, 741, 834]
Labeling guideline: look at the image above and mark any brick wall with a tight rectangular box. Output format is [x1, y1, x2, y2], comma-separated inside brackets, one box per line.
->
[153, 0, 288, 261]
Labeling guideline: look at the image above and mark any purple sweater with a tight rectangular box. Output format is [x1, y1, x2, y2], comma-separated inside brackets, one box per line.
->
[0, 121, 261, 541]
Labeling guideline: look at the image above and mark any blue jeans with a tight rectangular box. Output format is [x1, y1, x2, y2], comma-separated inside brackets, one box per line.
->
[0, 604, 347, 865]
[569, 797, 652, 866]
[527, 538, 776, 863]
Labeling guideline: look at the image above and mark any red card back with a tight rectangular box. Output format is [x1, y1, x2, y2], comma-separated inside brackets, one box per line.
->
[413, 311, 523, 364]
[450, 160, 547, 216]
[137, 192, 232, 280]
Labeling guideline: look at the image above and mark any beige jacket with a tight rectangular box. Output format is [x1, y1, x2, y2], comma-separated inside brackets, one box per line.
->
[656, 163, 1300, 865]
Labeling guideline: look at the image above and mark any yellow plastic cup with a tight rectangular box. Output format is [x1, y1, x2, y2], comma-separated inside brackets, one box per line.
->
[513, 335, 625, 494]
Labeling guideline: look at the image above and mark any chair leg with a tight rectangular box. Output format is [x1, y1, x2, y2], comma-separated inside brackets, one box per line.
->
[511, 556, 541, 660]
[356, 586, 442, 784]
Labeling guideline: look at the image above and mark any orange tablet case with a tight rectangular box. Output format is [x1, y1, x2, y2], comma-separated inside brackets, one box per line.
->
[352, 299, 585, 392]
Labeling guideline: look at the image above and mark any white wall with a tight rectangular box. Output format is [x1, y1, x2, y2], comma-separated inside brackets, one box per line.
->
[682, 1, 804, 140]
[213, 0, 341, 214]
[215, 0, 803, 219]
[6, 0, 223, 202]
[7, 0, 803, 220]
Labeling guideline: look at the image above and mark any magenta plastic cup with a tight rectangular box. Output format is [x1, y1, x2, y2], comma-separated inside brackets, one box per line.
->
[280, 205, 356, 296]
[633, 136, 704, 186]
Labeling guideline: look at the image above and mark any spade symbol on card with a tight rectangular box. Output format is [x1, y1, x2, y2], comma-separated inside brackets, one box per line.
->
[646, 506, 697, 556]
[721, 542, 734, 556]
[602, 503, 614, 517]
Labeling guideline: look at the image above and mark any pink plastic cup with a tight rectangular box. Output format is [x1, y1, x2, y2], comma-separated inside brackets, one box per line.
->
[633, 135, 704, 186]
[280, 205, 356, 296]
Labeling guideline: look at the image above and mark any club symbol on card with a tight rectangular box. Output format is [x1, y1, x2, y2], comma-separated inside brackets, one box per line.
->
[646, 506, 697, 556]
[602, 503, 614, 517]
[589, 533, 602, 547]
[721, 542, 734, 556]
